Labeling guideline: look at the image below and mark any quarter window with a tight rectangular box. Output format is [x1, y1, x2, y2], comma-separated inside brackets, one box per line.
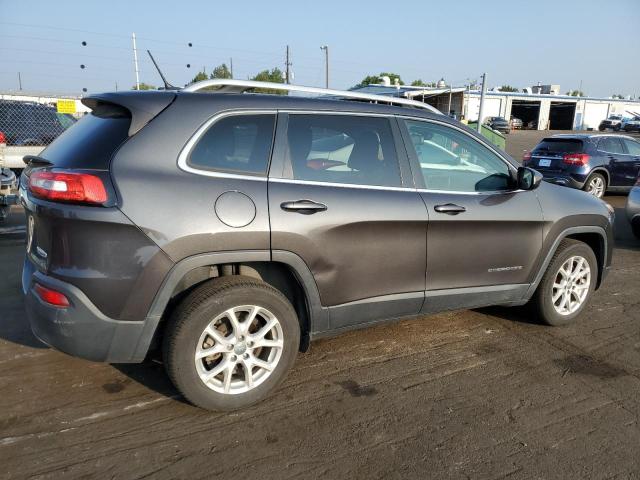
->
[188, 114, 276, 174]
[285, 114, 402, 188]
[403, 119, 513, 192]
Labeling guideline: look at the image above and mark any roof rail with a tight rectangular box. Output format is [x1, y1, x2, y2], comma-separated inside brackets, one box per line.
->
[182, 79, 442, 114]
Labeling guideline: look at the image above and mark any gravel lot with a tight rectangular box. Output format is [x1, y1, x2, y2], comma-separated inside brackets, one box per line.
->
[1, 132, 639, 479]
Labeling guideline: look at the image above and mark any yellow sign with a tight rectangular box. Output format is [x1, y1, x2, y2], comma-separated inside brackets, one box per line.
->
[57, 99, 76, 114]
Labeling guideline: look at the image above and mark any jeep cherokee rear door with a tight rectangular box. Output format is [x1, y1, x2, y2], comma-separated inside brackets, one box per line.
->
[268, 112, 427, 332]
[399, 118, 544, 312]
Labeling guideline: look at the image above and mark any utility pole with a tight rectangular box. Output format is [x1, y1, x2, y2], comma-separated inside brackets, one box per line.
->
[477, 73, 487, 133]
[285, 45, 292, 84]
[230, 58, 233, 78]
[132, 32, 140, 90]
[320, 45, 329, 89]
[17, 72, 22, 90]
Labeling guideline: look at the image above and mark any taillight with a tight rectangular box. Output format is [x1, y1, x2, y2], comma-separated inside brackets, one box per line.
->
[0, 131, 6, 144]
[29, 170, 108, 204]
[34, 283, 70, 307]
[563, 153, 590, 166]
[523, 152, 531, 163]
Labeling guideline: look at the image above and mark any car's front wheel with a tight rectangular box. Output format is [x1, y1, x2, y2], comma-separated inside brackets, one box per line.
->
[531, 239, 597, 326]
[163, 276, 300, 411]
[584, 173, 606, 198]
[632, 218, 640, 240]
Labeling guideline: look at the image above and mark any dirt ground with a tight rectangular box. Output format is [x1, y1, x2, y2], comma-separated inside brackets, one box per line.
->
[1, 133, 639, 479]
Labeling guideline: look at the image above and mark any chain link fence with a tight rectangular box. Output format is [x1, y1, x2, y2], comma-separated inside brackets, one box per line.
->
[0, 93, 89, 171]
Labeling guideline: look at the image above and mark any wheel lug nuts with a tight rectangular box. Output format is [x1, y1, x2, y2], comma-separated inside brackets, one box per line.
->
[227, 344, 233, 350]
[243, 353, 249, 359]
[247, 341, 253, 347]
[231, 355, 237, 362]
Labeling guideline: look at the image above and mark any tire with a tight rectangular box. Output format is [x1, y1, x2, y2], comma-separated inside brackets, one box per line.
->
[598, 126, 605, 131]
[530, 239, 597, 326]
[163, 275, 300, 411]
[614, 125, 621, 132]
[583, 173, 606, 198]
[632, 219, 640, 240]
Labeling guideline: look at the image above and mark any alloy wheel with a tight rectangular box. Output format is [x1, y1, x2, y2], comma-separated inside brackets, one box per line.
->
[587, 176, 605, 198]
[194, 305, 284, 394]
[551, 255, 591, 316]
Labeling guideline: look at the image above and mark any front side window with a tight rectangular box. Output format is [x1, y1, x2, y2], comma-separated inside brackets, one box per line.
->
[285, 114, 402, 188]
[403, 119, 513, 192]
[189, 114, 276, 174]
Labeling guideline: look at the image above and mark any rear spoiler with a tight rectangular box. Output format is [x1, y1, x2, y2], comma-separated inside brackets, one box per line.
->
[82, 91, 176, 136]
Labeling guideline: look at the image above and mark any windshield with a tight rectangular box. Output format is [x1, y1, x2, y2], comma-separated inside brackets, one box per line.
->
[534, 138, 584, 154]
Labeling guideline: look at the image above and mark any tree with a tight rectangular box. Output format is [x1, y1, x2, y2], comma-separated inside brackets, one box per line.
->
[190, 70, 208, 84]
[353, 72, 404, 88]
[498, 85, 518, 92]
[211, 63, 232, 79]
[250, 68, 286, 94]
[411, 79, 436, 87]
[566, 90, 584, 97]
[132, 82, 156, 90]
[611, 94, 625, 99]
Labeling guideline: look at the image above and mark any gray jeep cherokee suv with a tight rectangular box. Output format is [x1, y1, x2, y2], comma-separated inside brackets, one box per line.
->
[21, 81, 614, 411]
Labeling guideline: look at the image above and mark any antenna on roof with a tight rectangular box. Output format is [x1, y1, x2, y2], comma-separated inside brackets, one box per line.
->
[147, 50, 179, 90]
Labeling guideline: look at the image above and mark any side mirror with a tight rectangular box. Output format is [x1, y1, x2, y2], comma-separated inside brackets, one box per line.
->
[517, 166, 543, 190]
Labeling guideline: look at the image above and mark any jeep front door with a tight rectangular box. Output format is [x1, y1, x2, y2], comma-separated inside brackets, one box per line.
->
[399, 118, 544, 311]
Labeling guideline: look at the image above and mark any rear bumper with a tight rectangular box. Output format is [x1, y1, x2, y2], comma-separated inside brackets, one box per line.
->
[540, 173, 585, 190]
[22, 256, 150, 363]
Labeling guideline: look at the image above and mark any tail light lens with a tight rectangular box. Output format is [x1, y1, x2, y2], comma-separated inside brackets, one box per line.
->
[34, 283, 70, 307]
[29, 170, 108, 204]
[522, 152, 531, 163]
[0, 131, 5, 144]
[563, 153, 590, 166]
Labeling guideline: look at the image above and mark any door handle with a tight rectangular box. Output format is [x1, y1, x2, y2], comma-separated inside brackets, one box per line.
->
[434, 203, 466, 215]
[280, 200, 327, 214]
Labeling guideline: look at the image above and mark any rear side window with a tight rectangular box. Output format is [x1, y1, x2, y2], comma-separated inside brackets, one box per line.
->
[534, 139, 584, 154]
[598, 137, 626, 154]
[188, 114, 276, 175]
[285, 114, 402, 188]
[38, 109, 130, 169]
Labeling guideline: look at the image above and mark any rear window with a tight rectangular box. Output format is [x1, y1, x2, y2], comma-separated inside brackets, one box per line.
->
[38, 108, 131, 170]
[534, 139, 584, 154]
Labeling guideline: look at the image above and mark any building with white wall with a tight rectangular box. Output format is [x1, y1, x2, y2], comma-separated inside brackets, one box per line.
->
[353, 84, 640, 131]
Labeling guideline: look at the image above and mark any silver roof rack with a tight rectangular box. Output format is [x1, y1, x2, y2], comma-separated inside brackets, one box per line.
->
[182, 79, 442, 114]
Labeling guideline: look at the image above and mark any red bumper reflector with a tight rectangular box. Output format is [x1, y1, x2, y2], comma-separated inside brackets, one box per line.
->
[34, 283, 70, 307]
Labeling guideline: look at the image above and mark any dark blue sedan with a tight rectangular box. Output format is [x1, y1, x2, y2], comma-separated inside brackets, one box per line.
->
[523, 134, 640, 198]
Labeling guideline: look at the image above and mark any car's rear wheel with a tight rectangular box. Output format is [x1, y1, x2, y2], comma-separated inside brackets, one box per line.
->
[584, 173, 606, 198]
[163, 276, 300, 411]
[531, 239, 597, 326]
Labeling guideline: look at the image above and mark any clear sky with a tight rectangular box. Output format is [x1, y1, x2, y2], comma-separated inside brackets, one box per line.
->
[0, 0, 638, 98]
